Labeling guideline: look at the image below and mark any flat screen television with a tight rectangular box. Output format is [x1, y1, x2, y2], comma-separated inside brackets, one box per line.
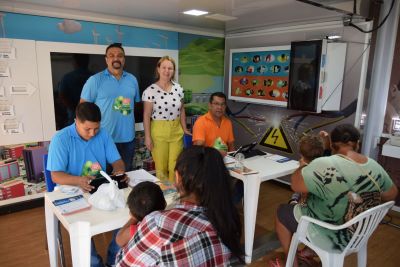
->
[287, 40, 323, 112]
[36, 41, 178, 141]
[50, 52, 159, 130]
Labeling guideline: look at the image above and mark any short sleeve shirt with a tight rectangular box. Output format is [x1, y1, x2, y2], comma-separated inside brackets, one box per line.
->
[47, 123, 121, 177]
[81, 69, 140, 143]
[294, 155, 393, 251]
[142, 83, 183, 120]
[192, 112, 234, 147]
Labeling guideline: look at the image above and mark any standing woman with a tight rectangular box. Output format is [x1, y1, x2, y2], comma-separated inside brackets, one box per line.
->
[143, 56, 190, 182]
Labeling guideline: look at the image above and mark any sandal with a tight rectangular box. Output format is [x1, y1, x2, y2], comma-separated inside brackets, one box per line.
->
[297, 247, 319, 267]
[269, 258, 283, 267]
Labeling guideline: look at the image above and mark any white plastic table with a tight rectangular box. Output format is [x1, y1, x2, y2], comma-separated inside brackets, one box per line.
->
[229, 154, 298, 264]
[45, 169, 159, 267]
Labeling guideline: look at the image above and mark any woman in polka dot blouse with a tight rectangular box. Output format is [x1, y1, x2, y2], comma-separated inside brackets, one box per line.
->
[142, 56, 191, 182]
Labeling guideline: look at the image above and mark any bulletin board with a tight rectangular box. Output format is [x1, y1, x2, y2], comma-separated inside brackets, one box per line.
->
[228, 45, 291, 106]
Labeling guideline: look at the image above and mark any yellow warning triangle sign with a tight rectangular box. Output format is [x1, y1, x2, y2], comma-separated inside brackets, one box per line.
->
[260, 126, 293, 153]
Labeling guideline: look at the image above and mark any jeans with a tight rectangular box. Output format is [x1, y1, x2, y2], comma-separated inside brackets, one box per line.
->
[90, 230, 120, 267]
[115, 140, 135, 172]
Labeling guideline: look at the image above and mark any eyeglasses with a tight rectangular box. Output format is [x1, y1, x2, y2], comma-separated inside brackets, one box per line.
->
[211, 102, 226, 107]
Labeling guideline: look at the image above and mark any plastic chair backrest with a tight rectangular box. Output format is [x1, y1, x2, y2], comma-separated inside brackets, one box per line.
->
[342, 201, 394, 253]
[43, 154, 56, 192]
[286, 201, 394, 267]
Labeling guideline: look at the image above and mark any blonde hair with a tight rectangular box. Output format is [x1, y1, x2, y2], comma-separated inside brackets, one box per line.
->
[155, 56, 176, 81]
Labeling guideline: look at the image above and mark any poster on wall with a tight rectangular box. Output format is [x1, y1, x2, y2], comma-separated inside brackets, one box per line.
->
[229, 45, 290, 106]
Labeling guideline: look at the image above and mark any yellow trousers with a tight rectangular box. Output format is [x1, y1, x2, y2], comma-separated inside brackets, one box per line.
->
[151, 119, 183, 183]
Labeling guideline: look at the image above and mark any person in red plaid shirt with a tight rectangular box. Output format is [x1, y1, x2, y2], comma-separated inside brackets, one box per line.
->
[116, 146, 243, 266]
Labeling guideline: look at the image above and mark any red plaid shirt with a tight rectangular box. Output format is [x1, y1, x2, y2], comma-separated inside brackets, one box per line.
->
[116, 202, 231, 266]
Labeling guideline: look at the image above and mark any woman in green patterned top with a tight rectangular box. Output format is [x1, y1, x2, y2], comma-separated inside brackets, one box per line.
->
[272, 124, 398, 267]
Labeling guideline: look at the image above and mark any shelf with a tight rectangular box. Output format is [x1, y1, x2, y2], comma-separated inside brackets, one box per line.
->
[382, 140, 400, 159]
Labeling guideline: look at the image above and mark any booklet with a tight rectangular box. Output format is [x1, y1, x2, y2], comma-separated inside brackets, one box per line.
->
[228, 165, 259, 175]
[53, 194, 91, 215]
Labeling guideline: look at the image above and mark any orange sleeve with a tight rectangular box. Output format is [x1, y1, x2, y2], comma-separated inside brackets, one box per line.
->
[192, 117, 205, 142]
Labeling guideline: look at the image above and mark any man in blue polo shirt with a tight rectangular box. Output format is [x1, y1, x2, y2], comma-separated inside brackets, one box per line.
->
[48, 102, 125, 267]
[81, 43, 140, 171]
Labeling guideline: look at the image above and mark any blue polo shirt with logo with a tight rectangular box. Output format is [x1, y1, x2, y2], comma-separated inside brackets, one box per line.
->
[81, 69, 140, 143]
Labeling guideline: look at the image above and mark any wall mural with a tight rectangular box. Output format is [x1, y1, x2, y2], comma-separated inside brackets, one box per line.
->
[178, 33, 225, 116]
[1, 12, 178, 49]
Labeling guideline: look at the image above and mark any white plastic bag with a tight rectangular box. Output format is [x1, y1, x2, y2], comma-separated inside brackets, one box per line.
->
[88, 180, 125, 211]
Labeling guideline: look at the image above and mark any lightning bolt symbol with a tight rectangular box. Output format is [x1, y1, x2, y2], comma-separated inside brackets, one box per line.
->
[271, 129, 279, 144]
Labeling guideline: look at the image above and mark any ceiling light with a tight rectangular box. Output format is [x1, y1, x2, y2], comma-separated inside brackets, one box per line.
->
[183, 9, 209, 16]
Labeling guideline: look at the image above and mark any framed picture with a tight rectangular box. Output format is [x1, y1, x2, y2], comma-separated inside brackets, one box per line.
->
[228, 45, 291, 106]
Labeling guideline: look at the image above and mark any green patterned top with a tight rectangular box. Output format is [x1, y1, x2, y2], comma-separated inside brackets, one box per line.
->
[294, 155, 393, 251]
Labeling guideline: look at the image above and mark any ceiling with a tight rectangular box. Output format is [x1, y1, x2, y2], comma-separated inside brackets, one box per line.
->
[0, 0, 365, 35]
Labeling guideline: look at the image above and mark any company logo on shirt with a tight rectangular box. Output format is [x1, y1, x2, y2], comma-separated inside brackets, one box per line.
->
[113, 96, 132, 115]
[81, 161, 102, 177]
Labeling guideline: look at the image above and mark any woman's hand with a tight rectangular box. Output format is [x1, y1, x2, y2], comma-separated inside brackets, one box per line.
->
[145, 136, 153, 151]
[183, 129, 192, 136]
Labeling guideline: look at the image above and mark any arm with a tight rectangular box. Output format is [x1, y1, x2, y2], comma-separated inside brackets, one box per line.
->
[51, 171, 94, 193]
[227, 141, 235, 152]
[381, 184, 398, 202]
[111, 159, 125, 175]
[193, 140, 205, 146]
[290, 164, 309, 194]
[180, 101, 191, 135]
[116, 217, 138, 247]
[79, 98, 86, 103]
[143, 101, 154, 151]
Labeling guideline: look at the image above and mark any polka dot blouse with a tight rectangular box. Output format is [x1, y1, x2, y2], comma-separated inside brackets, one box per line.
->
[142, 82, 184, 120]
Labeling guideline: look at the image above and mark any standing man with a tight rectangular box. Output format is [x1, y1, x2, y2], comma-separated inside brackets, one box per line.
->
[81, 43, 140, 171]
[47, 102, 125, 267]
[192, 92, 235, 153]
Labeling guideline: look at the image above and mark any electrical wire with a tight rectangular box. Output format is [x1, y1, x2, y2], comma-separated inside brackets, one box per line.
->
[349, 0, 395, 33]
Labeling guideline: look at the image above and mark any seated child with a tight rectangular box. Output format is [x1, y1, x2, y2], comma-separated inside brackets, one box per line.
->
[116, 181, 167, 247]
[289, 134, 324, 205]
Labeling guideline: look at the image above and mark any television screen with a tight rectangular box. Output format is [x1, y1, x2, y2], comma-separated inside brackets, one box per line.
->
[50, 52, 159, 130]
[287, 40, 322, 112]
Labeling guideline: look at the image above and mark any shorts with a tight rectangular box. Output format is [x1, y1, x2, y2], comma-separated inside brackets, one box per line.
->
[277, 204, 298, 234]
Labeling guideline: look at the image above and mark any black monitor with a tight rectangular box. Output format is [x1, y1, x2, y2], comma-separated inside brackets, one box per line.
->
[287, 40, 323, 112]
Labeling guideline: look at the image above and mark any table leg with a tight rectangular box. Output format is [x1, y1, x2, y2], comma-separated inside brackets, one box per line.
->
[45, 197, 59, 267]
[69, 221, 91, 267]
[243, 174, 261, 264]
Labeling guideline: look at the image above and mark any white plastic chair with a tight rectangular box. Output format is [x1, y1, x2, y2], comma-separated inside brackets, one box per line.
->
[286, 201, 394, 267]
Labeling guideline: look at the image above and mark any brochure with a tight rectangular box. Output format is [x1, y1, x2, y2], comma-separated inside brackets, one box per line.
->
[53, 194, 91, 215]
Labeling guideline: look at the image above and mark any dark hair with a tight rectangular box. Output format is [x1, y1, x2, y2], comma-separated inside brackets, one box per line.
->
[209, 92, 227, 103]
[127, 181, 166, 221]
[330, 124, 360, 144]
[154, 56, 176, 81]
[175, 146, 243, 262]
[105, 43, 125, 55]
[299, 134, 324, 162]
[75, 102, 101, 123]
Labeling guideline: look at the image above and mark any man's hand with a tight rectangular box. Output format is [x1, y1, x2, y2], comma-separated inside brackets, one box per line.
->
[79, 176, 95, 193]
[319, 130, 330, 150]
